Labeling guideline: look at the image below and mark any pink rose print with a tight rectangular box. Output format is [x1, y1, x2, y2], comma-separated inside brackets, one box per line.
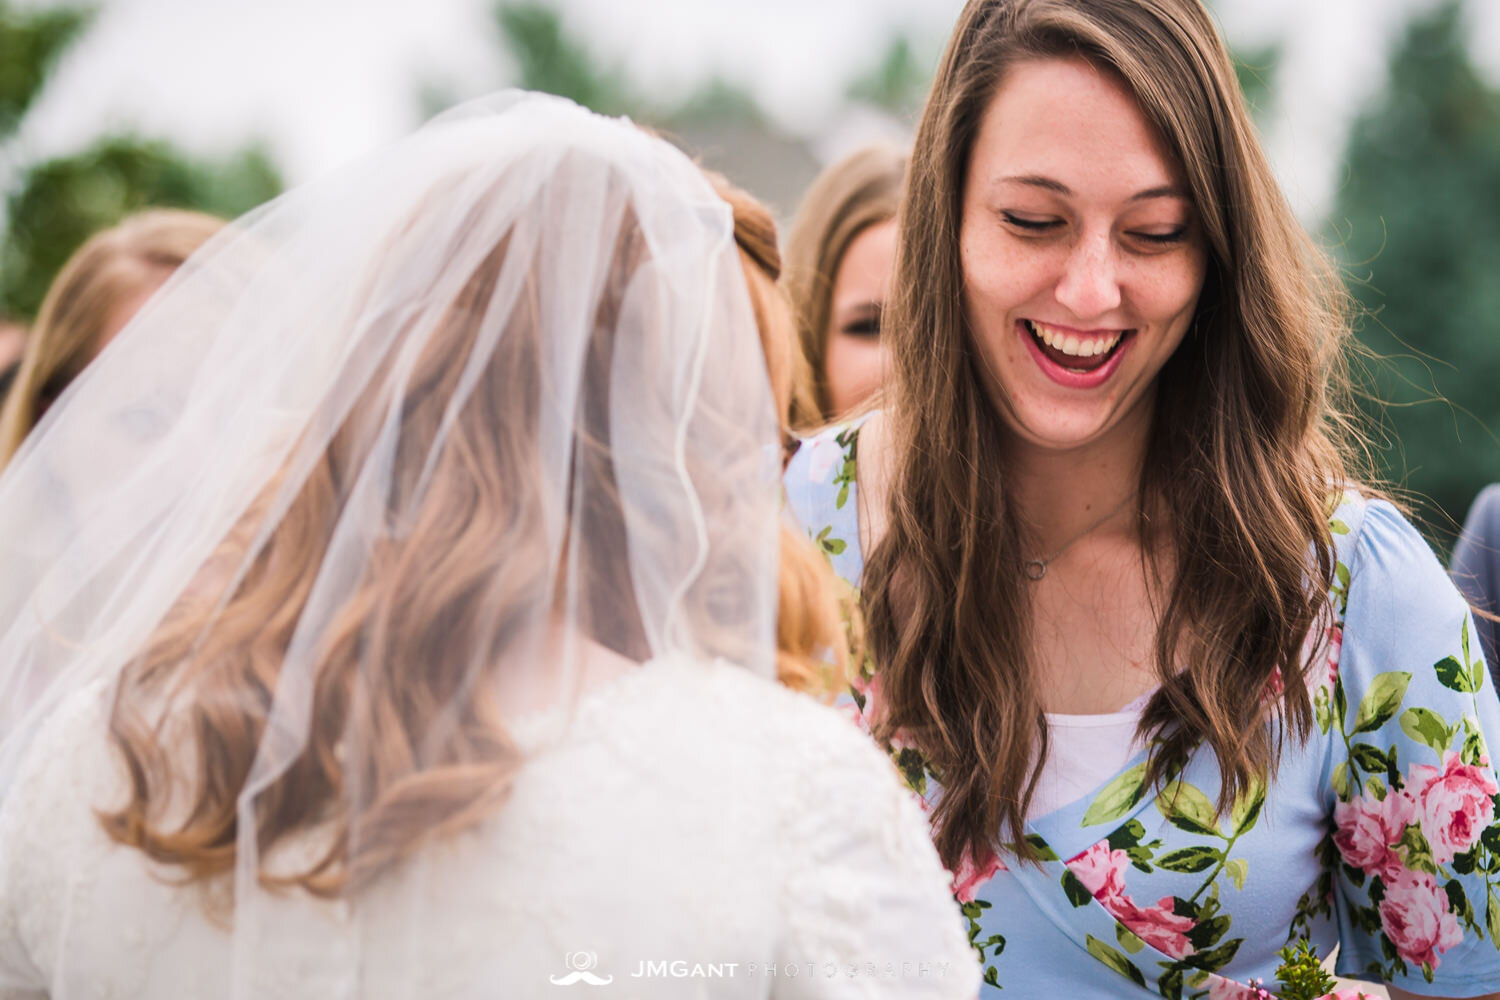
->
[1206, 978, 1272, 1000]
[1378, 870, 1463, 970]
[1406, 750, 1498, 865]
[1067, 840, 1130, 904]
[1067, 842, 1195, 958]
[1324, 625, 1343, 688]
[805, 435, 840, 483]
[1114, 896, 1196, 959]
[1333, 789, 1417, 880]
[952, 848, 1007, 903]
[1262, 666, 1285, 706]
[1317, 992, 1378, 1000]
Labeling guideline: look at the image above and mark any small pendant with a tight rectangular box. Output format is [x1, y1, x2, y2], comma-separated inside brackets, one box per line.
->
[1023, 559, 1047, 581]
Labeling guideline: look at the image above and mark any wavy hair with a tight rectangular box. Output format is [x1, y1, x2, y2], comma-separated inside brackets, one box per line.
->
[861, 0, 1360, 869]
[0, 209, 225, 470]
[100, 167, 847, 897]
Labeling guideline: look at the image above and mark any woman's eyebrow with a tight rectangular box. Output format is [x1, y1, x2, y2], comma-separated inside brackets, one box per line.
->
[997, 174, 1188, 202]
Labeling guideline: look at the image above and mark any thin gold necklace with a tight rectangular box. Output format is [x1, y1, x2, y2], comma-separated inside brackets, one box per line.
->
[1022, 491, 1138, 581]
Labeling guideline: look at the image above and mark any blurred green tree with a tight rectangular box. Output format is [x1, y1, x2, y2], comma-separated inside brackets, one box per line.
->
[0, 0, 89, 139]
[846, 35, 931, 116]
[1330, 0, 1500, 536]
[1, 138, 281, 319]
[0, 2, 283, 322]
[495, 2, 637, 116]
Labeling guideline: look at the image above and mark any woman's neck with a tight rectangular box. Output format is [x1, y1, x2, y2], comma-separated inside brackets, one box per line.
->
[1002, 401, 1154, 557]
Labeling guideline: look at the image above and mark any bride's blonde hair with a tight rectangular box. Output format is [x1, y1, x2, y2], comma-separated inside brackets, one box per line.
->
[100, 164, 849, 898]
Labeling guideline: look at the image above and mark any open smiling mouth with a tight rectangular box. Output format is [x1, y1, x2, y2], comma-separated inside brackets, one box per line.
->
[1023, 319, 1132, 374]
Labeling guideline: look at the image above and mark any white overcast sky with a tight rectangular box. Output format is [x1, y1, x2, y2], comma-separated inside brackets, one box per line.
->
[3, 0, 1495, 223]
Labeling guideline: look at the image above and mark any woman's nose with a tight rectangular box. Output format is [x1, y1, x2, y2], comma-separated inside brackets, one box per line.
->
[1053, 231, 1122, 320]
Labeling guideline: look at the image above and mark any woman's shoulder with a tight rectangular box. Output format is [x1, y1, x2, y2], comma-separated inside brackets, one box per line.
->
[783, 409, 890, 586]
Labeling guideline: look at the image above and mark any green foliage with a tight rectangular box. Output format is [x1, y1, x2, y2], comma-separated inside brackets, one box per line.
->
[846, 35, 930, 115]
[1, 138, 282, 319]
[494, 2, 636, 116]
[1274, 939, 1339, 1000]
[670, 77, 764, 128]
[0, 1, 91, 139]
[1331, 0, 1500, 532]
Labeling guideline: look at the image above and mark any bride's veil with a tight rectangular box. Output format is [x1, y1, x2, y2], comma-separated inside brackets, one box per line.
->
[0, 91, 781, 994]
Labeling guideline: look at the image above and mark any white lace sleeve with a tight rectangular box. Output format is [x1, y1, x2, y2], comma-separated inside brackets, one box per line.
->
[775, 715, 980, 999]
[0, 808, 47, 1000]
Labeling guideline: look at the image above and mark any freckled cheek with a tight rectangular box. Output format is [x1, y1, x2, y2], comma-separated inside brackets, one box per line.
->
[1127, 256, 1207, 329]
[961, 243, 1055, 347]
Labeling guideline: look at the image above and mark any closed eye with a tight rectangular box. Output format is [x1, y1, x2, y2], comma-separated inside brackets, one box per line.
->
[1128, 227, 1189, 246]
[1001, 211, 1063, 232]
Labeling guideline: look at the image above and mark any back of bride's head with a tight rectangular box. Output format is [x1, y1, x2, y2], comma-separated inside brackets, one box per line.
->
[0, 94, 783, 899]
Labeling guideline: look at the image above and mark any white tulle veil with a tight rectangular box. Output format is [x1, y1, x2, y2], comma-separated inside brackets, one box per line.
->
[0, 91, 781, 995]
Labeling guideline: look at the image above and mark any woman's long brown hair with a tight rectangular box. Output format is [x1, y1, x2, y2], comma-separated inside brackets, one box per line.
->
[100, 173, 849, 896]
[0, 209, 224, 469]
[862, 0, 1361, 869]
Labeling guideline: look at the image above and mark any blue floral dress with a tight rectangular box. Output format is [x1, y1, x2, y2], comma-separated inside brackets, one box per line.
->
[786, 419, 1500, 998]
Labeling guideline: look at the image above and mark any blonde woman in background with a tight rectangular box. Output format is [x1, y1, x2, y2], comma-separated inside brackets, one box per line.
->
[784, 146, 906, 429]
[0, 208, 224, 469]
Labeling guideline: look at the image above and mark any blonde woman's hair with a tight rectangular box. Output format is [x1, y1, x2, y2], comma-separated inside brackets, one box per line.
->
[0, 208, 225, 468]
[101, 165, 851, 899]
[706, 169, 851, 698]
[783, 145, 906, 428]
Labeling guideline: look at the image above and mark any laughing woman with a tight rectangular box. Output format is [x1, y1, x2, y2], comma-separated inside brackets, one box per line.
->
[786, 1, 1500, 997]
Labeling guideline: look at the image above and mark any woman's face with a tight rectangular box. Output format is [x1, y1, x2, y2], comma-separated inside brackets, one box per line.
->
[960, 57, 1207, 455]
[823, 217, 896, 418]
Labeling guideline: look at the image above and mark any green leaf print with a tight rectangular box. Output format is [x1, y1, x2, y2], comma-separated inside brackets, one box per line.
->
[1156, 781, 1222, 837]
[1487, 888, 1500, 950]
[893, 747, 928, 795]
[1443, 879, 1473, 924]
[1230, 782, 1265, 835]
[1082, 762, 1150, 827]
[1399, 824, 1438, 875]
[1186, 937, 1241, 973]
[1436, 655, 1480, 694]
[1024, 833, 1059, 861]
[1157, 846, 1222, 873]
[1085, 934, 1148, 987]
[1461, 715, 1488, 767]
[1350, 743, 1390, 775]
[1401, 707, 1454, 754]
[1332, 761, 1352, 799]
[1460, 620, 1487, 693]
[1330, 518, 1350, 535]
[1062, 868, 1094, 907]
[1225, 857, 1249, 890]
[1353, 671, 1412, 733]
[1116, 923, 1146, 954]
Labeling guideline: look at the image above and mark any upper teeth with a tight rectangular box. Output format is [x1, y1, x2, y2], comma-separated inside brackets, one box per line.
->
[1029, 320, 1122, 358]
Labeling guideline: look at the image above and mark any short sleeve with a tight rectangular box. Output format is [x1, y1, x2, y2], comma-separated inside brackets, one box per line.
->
[776, 714, 979, 999]
[1329, 499, 1500, 994]
[784, 419, 867, 587]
